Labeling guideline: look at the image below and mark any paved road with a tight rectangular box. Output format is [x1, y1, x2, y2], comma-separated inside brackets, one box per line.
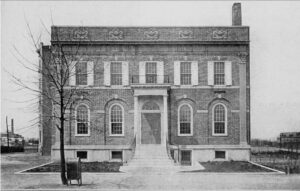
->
[1, 153, 300, 190]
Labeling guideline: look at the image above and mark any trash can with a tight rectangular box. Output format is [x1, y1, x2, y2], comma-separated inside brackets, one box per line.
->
[66, 158, 82, 185]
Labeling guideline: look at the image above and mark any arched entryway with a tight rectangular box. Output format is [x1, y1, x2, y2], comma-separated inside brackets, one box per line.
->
[141, 101, 161, 144]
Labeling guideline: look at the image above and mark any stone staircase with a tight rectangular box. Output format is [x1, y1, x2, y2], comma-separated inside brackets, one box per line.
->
[120, 144, 179, 173]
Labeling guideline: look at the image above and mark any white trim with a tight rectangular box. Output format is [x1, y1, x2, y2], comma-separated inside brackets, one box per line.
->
[231, 110, 240, 113]
[212, 103, 228, 136]
[75, 103, 90, 136]
[178, 103, 193, 136]
[109, 103, 125, 136]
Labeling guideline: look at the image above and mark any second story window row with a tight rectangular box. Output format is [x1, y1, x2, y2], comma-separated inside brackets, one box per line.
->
[69, 60, 232, 87]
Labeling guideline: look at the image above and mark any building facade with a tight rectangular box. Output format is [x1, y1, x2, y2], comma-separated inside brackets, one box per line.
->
[40, 3, 251, 165]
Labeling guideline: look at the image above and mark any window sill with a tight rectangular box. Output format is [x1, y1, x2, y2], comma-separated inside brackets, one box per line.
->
[178, 134, 193, 137]
[109, 134, 125, 137]
[75, 134, 90, 137]
[212, 134, 228, 137]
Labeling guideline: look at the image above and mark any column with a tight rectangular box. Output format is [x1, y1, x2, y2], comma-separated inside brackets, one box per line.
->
[134, 96, 140, 145]
[239, 54, 248, 145]
[163, 95, 168, 145]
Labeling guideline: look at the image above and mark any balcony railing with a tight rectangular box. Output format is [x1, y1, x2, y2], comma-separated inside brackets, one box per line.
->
[131, 75, 170, 84]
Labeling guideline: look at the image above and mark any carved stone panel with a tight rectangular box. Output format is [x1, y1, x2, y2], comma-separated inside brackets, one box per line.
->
[179, 30, 193, 39]
[109, 29, 124, 40]
[144, 29, 159, 40]
[212, 30, 228, 39]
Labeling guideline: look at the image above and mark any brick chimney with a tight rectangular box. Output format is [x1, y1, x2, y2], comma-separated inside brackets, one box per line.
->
[232, 3, 242, 26]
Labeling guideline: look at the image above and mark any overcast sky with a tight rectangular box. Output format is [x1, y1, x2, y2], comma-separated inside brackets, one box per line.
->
[1, 1, 300, 139]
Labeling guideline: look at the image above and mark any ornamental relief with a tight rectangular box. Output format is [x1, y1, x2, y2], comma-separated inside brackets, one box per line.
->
[179, 30, 193, 39]
[144, 29, 159, 40]
[109, 29, 124, 40]
[73, 29, 88, 39]
[212, 30, 228, 39]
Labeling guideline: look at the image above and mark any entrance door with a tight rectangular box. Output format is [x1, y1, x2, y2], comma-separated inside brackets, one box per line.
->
[141, 113, 161, 144]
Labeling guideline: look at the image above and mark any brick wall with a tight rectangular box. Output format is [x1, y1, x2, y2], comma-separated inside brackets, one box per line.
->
[42, 42, 250, 152]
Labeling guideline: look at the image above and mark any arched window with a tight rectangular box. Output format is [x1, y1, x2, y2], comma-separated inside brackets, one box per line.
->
[110, 104, 124, 136]
[178, 104, 193, 136]
[213, 104, 227, 136]
[76, 104, 89, 135]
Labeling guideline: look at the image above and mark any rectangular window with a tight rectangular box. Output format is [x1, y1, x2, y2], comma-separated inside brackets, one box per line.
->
[76, 62, 88, 85]
[181, 150, 191, 166]
[214, 62, 225, 85]
[215, 151, 226, 159]
[180, 62, 191, 85]
[77, 151, 87, 159]
[146, 62, 157, 83]
[111, 151, 123, 160]
[111, 62, 122, 85]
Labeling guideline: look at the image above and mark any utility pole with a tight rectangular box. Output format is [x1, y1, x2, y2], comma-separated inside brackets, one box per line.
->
[6, 116, 10, 150]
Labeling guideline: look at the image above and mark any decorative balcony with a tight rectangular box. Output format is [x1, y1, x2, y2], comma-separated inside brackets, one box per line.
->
[131, 75, 171, 88]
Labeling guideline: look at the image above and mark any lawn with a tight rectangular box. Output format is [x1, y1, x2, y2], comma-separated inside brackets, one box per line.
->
[24, 161, 123, 173]
[251, 150, 300, 173]
[186, 161, 273, 173]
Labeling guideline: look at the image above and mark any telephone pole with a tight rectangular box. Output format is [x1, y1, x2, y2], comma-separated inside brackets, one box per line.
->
[6, 116, 10, 150]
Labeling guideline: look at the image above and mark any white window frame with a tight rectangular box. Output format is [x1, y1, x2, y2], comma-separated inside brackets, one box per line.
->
[145, 62, 157, 83]
[212, 103, 228, 136]
[75, 61, 88, 86]
[180, 62, 192, 85]
[75, 103, 90, 136]
[110, 62, 123, 86]
[109, 103, 125, 136]
[178, 103, 193, 136]
[213, 61, 225, 86]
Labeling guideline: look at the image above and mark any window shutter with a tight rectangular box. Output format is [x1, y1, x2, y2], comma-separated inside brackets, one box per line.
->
[191, 61, 198, 85]
[104, 62, 110, 86]
[174, 61, 180, 85]
[122, 62, 129, 85]
[87, 61, 94, 86]
[69, 61, 76, 86]
[139, 62, 145, 84]
[157, 61, 164, 84]
[225, 61, 232, 86]
[207, 61, 214, 85]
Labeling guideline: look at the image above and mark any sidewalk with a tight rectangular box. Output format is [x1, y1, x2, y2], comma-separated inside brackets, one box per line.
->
[2, 153, 300, 190]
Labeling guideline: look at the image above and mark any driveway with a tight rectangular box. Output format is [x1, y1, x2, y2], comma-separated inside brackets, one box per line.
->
[1, 153, 300, 190]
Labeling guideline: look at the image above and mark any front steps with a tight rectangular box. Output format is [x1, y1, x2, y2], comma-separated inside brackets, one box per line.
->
[120, 144, 179, 173]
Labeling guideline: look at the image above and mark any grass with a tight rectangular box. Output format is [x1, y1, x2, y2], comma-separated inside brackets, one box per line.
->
[24, 161, 123, 173]
[251, 150, 300, 173]
[187, 161, 273, 173]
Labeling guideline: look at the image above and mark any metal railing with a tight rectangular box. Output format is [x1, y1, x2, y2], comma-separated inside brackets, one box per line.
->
[131, 75, 170, 84]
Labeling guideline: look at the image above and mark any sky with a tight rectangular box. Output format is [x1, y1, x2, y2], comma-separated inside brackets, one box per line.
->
[1, 1, 300, 139]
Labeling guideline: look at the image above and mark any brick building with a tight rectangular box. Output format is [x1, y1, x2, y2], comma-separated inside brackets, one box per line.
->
[39, 3, 250, 166]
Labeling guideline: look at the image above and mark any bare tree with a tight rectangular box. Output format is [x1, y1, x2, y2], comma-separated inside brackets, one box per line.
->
[9, 22, 92, 185]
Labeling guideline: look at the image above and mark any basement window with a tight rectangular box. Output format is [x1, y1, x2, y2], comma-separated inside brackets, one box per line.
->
[215, 151, 226, 159]
[111, 151, 123, 160]
[181, 150, 192, 166]
[76, 151, 87, 159]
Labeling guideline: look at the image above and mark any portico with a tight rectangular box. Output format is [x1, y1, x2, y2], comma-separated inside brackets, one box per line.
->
[133, 87, 169, 146]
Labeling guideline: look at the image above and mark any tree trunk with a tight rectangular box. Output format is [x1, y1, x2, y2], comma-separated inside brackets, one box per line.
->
[60, 90, 68, 185]
[60, 128, 68, 185]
